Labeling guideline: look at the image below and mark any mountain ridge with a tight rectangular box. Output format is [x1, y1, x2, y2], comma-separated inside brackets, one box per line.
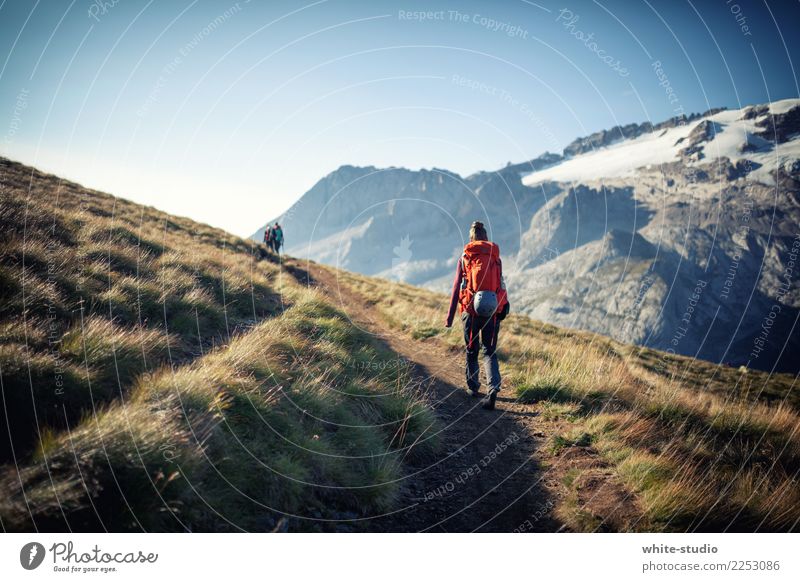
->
[256, 98, 800, 372]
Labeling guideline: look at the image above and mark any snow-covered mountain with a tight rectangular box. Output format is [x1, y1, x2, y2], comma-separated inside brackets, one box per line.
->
[521, 99, 800, 187]
[254, 99, 800, 372]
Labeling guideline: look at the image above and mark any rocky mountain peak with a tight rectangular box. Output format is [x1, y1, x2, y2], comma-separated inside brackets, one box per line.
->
[256, 98, 800, 373]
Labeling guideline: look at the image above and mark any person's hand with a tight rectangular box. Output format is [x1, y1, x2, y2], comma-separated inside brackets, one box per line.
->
[444, 320, 452, 328]
[497, 302, 510, 321]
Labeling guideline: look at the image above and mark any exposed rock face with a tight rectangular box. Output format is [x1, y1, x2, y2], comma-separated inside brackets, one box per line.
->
[256, 165, 551, 287]
[756, 105, 800, 143]
[676, 120, 721, 159]
[562, 108, 726, 157]
[254, 100, 800, 372]
[516, 167, 799, 370]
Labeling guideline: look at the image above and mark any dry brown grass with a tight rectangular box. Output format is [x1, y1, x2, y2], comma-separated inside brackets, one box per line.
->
[0, 158, 438, 531]
[332, 261, 800, 532]
[3, 155, 797, 531]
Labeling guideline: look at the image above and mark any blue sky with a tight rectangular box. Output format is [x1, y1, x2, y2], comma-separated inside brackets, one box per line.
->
[1, 0, 798, 235]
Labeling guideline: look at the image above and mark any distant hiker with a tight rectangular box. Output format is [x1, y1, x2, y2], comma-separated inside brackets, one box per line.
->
[445, 221, 509, 410]
[263, 224, 273, 249]
[272, 222, 284, 254]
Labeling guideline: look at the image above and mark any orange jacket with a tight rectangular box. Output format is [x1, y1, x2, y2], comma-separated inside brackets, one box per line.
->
[446, 240, 508, 326]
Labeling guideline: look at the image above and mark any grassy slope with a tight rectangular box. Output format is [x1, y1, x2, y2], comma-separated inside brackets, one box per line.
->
[1, 156, 798, 532]
[336, 270, 800, 531]
[0, 158, 436, 531]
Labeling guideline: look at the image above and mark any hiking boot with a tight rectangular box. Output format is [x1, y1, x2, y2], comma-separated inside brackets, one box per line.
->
[481, 389, 498, 410]
[467, 386, 480, 397]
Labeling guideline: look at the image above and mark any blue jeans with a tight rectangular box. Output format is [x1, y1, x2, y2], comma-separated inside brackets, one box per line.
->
[463, 313, 501, 392]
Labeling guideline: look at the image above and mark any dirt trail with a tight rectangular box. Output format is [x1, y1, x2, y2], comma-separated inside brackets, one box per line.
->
[284, 257, 637, 532]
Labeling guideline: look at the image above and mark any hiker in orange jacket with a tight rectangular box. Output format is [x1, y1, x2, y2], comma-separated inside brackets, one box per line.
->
[445, 221, 509, 410]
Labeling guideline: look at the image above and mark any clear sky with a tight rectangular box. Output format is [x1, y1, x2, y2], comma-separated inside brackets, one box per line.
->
[1, 0, 798, 236]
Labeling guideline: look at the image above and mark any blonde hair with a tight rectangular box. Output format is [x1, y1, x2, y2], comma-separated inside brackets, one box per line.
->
[470, 221, 488, 242]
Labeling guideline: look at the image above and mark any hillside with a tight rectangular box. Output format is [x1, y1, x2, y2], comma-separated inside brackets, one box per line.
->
[259, 98, 800, 373]
[2, 156, 799, 532]
[0, 157, 437, 531]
